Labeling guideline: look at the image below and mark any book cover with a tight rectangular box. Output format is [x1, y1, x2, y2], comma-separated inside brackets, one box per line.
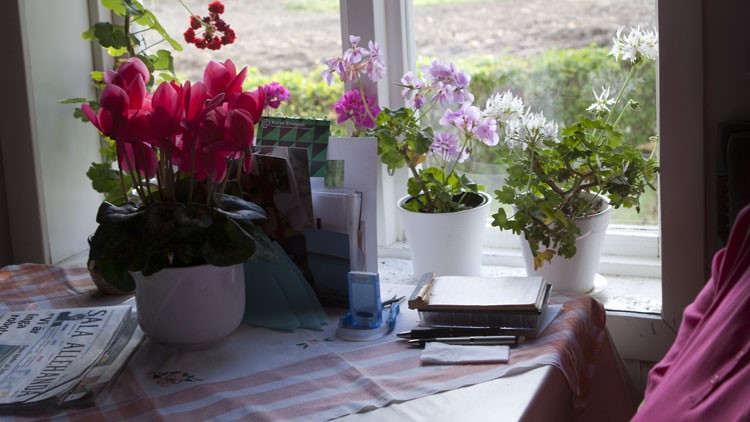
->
[408, 273, 549, 312]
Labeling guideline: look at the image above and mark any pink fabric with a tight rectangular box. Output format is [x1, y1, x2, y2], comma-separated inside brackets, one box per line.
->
[633, 205, 750, 421]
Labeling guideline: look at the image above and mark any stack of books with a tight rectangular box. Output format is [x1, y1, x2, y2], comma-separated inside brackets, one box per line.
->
[407, 273, 552, 336]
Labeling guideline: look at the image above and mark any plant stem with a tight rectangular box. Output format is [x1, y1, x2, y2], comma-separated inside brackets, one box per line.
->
[122, 146, 146, 203]
[124, 10, 135, 57]
[155, 145, 164, 201]
[188, 138, 196, 204]
[606, 65, 637, 128]
[355, 75, 377, 129]
[177, 0, 197, 17]
[117, 168, 128, 204]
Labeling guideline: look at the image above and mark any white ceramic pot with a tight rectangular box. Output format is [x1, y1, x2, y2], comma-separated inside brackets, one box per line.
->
[133, 263, 245, 347]
[398, 191, 491, 277]
[520, 196, 612, 293]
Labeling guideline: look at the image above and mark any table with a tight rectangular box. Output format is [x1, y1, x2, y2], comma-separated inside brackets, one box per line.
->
[0, 264, 637, 421]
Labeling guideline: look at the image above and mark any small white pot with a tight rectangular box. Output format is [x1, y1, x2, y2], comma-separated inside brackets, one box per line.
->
[134, 263, 245, 347]
[398, 192, 491, 277]
[520, 196, 612, 293]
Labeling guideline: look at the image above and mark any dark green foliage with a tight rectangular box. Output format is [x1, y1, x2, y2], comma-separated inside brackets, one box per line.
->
[89, 194, 269, 291]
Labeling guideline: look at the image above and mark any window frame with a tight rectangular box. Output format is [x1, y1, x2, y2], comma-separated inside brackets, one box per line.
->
[345, 0, 663, 277]
[341, 0, 706, 363]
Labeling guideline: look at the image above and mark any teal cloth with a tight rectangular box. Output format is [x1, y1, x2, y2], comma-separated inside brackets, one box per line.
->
[243, 242, 327, 331]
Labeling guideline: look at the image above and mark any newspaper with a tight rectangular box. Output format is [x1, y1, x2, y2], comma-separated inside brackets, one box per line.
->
[0, 306, 143, 407]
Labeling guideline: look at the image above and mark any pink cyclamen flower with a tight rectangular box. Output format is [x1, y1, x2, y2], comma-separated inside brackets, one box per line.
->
[104, 57, 150, 88]
[333, 89, 381, 129]
[229, 87, 265, 125]
[261, 82, 291, 109]
[202, 59, 247, 99]
[149, 81, 183, 142]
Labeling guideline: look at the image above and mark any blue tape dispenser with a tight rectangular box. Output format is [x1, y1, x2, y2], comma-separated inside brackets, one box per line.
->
[337, 272, 401, 341]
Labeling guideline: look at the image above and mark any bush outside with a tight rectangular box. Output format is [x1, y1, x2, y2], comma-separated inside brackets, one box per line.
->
[243, 45, 658, 225]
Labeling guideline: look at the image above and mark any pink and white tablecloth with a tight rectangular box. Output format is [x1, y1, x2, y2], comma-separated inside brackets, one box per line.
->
[0, 263, 606, 421]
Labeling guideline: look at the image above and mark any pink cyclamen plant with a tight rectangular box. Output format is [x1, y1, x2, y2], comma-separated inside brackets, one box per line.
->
[83, 58, 265, 203]
[321, 35, 386, 135]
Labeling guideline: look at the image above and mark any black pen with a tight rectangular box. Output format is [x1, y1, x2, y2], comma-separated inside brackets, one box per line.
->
[397, 327, 516, 339]
[407, 335, 523, 348]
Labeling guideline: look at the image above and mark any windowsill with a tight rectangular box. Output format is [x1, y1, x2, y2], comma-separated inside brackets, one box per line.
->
[377, 247, 662, 315]
[61, 247, 663, 315]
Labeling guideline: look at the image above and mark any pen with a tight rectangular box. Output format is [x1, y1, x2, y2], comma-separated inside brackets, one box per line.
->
[406, 335, 523, 347]
[397, 327, 516, 339]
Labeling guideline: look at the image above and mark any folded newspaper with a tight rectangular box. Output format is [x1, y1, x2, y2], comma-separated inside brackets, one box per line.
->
[0, 306, 143, 408]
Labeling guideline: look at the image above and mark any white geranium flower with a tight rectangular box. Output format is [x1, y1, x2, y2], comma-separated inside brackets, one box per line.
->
[484, 90, 525, 127]
[610, 26, 659, 64]
[523, 111, 559, 144]
[586, 86, 616, 114]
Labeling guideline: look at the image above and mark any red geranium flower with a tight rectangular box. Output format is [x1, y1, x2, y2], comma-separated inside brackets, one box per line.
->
[184, 1, 236, 51]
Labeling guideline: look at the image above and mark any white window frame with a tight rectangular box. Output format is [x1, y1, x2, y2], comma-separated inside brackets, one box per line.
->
[341, 0, 662, 277]
[340, 0, 707, 364]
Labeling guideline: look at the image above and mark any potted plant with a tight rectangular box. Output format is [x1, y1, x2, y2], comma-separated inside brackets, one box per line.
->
[366, 59, 501, 277]
[489, 26, 660, 292]
[71, 0, 278, 345]
[322, 35, 505, 277]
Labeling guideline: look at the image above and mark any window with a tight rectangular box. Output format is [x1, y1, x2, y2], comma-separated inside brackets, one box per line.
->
[142, 0, 342, 83]
[340, 0, 705, 365]
[363, 1, 661, 288]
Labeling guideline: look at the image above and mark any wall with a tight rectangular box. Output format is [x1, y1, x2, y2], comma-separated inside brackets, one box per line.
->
[0, 140, 12, 266]
[0, 0, 48, 265]
[25, 0, 102, 264]
[703, 0, 750, 252]
[0, 0, 102, 266]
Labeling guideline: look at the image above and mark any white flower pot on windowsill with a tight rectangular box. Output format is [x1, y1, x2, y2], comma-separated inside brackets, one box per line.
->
[520, 196, 612, 293]
[398, 191, 491, 278]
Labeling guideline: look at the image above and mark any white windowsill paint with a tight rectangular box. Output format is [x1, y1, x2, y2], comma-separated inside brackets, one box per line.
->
[376, 252, 662, 315]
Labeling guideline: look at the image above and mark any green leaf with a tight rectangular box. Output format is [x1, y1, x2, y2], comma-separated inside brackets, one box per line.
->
[87, 162, 127, 204]
[122, 0, 146, 18]
[491, 209, 508, 227]
[214, 194, 267, 222]
[92, 22, 128, 49]
[58, 97, 89, 104]
[237, 222, 278, 263]
[106, 46, 129, 57]
[96, 201, 142, 224]
[174, 203, 213, 229]
[201, 218, 256, 266]
[96, 259, 135, 292]
[102, 0, 127, 15]
[135, 9, 183, 51]
[150, 50, 173, 71]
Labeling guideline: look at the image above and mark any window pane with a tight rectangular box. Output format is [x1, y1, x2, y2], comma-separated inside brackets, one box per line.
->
[142, 0, 341, 119]
[413, 0, 658, 226]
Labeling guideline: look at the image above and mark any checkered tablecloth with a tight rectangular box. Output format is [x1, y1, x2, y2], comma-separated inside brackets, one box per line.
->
[0, 263, 606, 421]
